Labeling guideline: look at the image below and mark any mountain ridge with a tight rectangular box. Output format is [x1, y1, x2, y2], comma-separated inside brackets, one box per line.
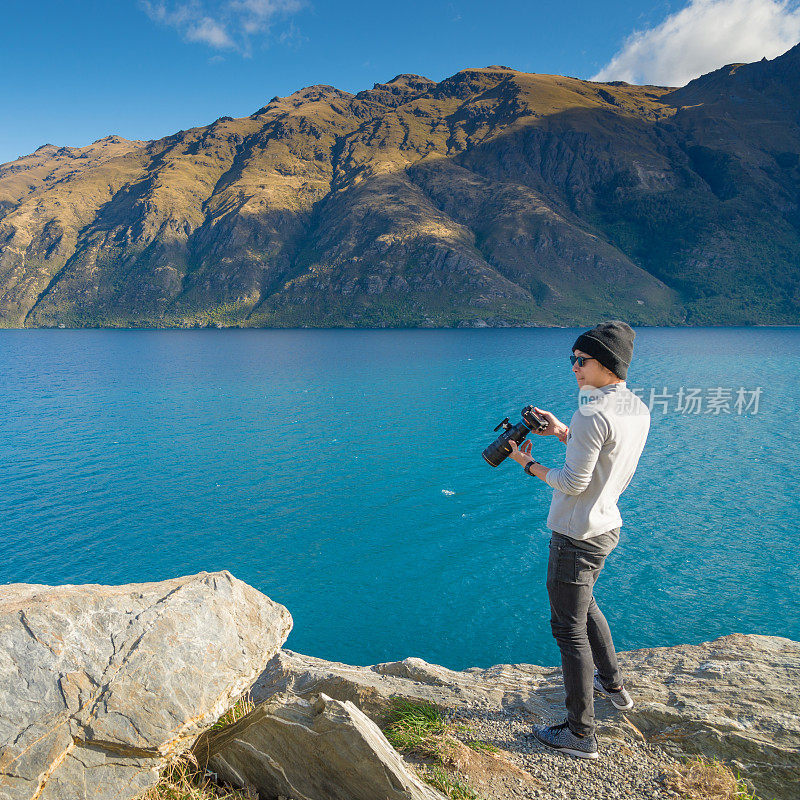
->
[2, 47, 799, 328]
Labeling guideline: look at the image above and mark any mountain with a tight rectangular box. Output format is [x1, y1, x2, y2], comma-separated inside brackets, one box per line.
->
[2, 45, 799, 328]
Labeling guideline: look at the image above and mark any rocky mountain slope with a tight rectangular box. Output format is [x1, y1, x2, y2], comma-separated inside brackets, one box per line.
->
[2, 43, 799, 328]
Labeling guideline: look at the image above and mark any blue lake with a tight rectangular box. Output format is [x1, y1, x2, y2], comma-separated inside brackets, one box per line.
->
[1, 328, 798, 670]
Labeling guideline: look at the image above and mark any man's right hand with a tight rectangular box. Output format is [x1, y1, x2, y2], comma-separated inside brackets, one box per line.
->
[532, 407, 569, 443]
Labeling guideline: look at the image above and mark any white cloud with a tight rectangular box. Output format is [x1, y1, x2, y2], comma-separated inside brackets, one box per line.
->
[186, 16, 235, 48]
[140, 0, 304, 55]
[592, 0, 800, 86]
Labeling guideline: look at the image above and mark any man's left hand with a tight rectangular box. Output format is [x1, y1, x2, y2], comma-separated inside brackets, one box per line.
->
[508, 438, 534, 466]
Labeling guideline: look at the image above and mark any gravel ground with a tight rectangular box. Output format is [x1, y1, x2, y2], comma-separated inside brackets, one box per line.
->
[440, 703, 683, 800]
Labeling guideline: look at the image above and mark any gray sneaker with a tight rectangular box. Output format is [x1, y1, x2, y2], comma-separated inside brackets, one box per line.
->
[593, 673, 634, 710]
[529, 720, 599, 759]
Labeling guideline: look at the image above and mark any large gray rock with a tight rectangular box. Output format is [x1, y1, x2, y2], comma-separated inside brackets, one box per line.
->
[618, 634, 800, 800]
[0, 570, 292, 800]
[254, 634, 800, 800]
[197, 691, 446, 800]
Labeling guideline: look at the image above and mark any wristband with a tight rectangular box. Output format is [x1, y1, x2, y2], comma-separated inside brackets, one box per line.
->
[524, 459, 539, 476]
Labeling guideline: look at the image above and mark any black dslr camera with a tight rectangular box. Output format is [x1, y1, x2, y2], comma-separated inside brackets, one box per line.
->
[483, 406, 548, 467]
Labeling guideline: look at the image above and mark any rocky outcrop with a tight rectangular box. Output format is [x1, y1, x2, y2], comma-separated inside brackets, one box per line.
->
[617, 634, 800, 800]
[254, 634, 800, 800]
[2, 568, 795, 800]
[196, 692, 447, 800]
[0, 571, 292, 800]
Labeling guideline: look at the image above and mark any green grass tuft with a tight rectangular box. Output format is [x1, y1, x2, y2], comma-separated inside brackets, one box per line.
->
[419, 764, 481, 800]
[383, 699, 490, 800]
[137, 753, 253, 800]
[465, 739, 499, 754]
[209, 694, 255, 730]
[384, 698, 447, 758]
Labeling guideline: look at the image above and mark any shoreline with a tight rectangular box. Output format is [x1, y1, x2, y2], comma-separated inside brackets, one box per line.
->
[2, 323, 800, 331]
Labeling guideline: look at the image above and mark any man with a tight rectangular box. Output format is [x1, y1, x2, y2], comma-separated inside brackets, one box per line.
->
[508, 320, 650, 759]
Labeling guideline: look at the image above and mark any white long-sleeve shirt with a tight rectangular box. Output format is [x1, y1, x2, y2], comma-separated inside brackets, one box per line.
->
[545, 381, 650, 540]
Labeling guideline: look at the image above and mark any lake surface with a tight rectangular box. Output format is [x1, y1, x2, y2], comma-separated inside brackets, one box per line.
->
[1, 328, 798, 670]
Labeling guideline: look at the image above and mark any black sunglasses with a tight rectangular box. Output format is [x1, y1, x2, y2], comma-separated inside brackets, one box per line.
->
[570, 355, 595, 367]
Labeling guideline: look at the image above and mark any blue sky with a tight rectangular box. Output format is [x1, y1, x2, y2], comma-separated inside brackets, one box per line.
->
[2, 0, 799, 164]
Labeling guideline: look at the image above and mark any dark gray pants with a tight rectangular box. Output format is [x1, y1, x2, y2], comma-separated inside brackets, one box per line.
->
[546, 529, 622, 736]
